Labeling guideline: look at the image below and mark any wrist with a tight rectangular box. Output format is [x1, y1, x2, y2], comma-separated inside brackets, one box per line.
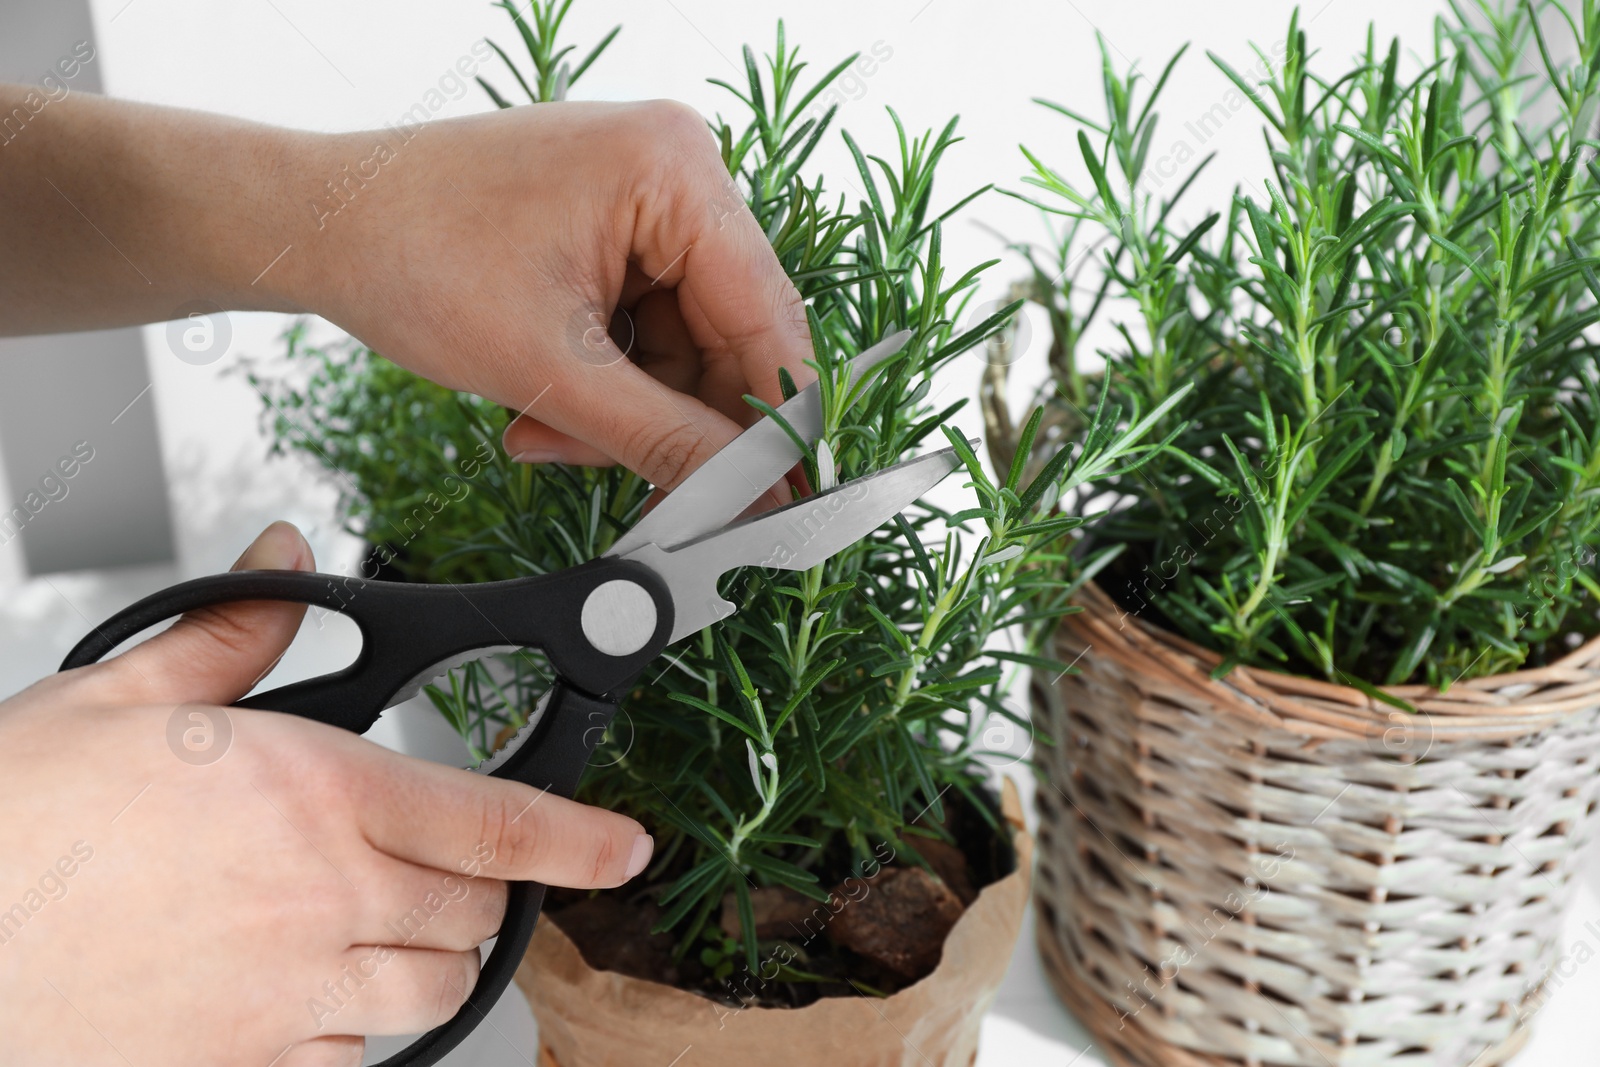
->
[195, 124, 336, 315]
[245, 126, 408, 324]
[146, 115, 360, 318]
[83, 97, 331, 318]
[0, 90, 371, 332]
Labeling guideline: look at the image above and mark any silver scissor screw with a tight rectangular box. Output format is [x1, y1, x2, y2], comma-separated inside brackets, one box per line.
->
[580, 579, 657, 657]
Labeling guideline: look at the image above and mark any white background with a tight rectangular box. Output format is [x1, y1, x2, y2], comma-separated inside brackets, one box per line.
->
[1, 0, 1597, 1063]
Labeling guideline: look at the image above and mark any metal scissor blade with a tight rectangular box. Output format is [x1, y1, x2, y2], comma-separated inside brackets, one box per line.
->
[606, 329, 913, 557]
[621, 445, 965, 642]
[472, 690, 549, 775]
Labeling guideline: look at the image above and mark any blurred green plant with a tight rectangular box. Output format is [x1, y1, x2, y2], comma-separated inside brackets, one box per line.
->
[252, 1, 1183, 984]
[994, 1, 1600, 689]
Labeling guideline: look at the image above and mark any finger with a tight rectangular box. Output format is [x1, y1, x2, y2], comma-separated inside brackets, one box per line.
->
[354, 748, 653, 888]
[551, 353, 750, 490]
[508, 367, 790, 505]
[695, 344, 766, 430]
[356, 860, 507, 952]
[626, 102, 814, 409]
[272, 1037, 364, 1067]
[514, 304, 754, 487]
[110, 521, 314, 706]
[507, 102, 812, 489]
[311, 946, 480, 1037]
[629, 289, 704, 397]
[502, 417, 614, 466]
[505, 291, 711, 467]
[617, 260, 658, 307]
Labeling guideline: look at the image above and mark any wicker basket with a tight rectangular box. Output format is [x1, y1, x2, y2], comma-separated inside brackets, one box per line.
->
[1032, 582, 1600, 1067]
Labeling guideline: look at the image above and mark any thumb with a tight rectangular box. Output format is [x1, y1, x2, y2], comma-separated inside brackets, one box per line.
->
[114, 520, 315, 706]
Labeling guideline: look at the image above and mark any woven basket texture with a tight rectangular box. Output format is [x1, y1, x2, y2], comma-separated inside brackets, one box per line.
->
[1033, 583, 1600, 1067]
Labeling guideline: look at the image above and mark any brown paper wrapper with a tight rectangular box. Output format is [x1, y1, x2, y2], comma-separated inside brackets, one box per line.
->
[515, 779, 1032, 1067]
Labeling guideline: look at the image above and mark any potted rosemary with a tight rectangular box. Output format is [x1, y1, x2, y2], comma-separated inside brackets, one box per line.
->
[991, 5, 1600, 1065]
[253, 4, 1180, 1064]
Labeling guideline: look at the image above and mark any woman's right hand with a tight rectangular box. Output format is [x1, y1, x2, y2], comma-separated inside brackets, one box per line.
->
[0, 522, 652, 1067]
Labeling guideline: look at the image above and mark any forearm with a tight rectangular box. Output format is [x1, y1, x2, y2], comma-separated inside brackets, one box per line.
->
[0, 89, 816, 492]
[0, 87, 322, 334]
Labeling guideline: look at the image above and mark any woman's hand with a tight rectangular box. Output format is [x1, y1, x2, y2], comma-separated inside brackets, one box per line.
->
[0, 91, 813, 500]
[299, 101, 812, 498]
[0, 523, 653, 1067]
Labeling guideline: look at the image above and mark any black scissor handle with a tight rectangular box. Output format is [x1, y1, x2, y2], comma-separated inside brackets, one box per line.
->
[60, 559, 672, 728]
[58, 558, 674, 1067]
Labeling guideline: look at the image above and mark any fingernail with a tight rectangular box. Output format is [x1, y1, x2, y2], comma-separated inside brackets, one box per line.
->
[233, 521, 308, 571]
[509, 450, 561, 464]
[624, 833, 653, 880]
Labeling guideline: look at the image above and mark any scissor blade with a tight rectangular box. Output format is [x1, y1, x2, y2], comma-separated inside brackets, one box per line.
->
[621, 445, 964, 642]
[607, 329, 913, 557]
[472, 691, 549, 775]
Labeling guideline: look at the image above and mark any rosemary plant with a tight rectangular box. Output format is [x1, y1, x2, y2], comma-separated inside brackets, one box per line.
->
[999, 2, 1600, 690]
[254, 1, 1181, 985]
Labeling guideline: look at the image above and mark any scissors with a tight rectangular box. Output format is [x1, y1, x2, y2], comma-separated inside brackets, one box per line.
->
[59, 329, 963, 1067]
